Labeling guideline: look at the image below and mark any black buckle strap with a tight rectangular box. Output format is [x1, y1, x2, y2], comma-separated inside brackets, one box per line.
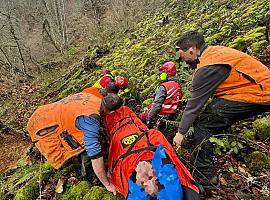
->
[111, 116, 131, 129]
[111, 121, 134, 136]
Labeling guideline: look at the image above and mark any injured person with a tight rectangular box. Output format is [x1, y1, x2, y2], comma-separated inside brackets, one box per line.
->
[103, 105, 200, 200]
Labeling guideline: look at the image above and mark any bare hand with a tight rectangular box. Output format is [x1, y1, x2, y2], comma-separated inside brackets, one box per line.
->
[173, 132, 184, 146]
[106, 182, 117, 195]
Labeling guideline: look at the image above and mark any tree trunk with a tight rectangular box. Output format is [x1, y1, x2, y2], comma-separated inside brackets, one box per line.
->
[42, 19, 61, 52]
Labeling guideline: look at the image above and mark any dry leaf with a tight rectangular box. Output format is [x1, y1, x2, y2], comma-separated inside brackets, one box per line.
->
[219, 177, 228, 186]
[68, 176, 77, 185]
[238, 166, 247, 176]
[55, 177, 66, 194]
[231, 173, 241, 180]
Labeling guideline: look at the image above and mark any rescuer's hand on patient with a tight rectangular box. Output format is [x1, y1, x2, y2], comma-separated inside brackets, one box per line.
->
[173, 132, 184, 146]
[105, 182, 117, 195]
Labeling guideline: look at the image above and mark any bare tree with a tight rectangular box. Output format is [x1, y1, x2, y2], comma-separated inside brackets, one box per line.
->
[0, 0, 168, 83]
[0, 1, 32, 80]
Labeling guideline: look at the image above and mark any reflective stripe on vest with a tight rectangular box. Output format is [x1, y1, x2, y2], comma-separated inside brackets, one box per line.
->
[196, 46, 270, 103]
[160, 81, 181, 114]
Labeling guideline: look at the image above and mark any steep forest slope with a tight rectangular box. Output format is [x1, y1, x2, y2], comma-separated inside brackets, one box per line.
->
[1, 0, 270, 199]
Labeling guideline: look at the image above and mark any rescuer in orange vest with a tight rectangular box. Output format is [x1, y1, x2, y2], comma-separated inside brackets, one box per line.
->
[173, 31, 270, 189]
[27, 92, 123, 195]
[104, 105, 200, 199]
[139, 61, 182, 128]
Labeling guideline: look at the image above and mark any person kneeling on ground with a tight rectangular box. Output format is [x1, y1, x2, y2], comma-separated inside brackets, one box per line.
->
[139, 61, 182, 129]
[27, 93, 123, 195]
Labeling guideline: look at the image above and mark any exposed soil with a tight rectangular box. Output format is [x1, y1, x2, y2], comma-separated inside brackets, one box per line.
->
[0, 133, 31, 173]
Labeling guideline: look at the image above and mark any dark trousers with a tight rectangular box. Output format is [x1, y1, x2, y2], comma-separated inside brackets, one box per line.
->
[191, 98, 270, 185]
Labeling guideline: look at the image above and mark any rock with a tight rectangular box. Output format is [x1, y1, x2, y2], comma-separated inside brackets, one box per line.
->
[251, 117, 270, 140]
[243, 116, 270, 141]
[59, 181, 91, 200]
[245, 151, 270, 171]
[83, 186, 123, 200]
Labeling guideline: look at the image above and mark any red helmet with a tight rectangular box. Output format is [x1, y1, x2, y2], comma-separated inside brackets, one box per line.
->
[115, 76, 128, 89]
[160, 61, 176, 75]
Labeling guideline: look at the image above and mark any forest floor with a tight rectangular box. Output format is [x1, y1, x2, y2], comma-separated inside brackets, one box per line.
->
[0, 133, 31, 173]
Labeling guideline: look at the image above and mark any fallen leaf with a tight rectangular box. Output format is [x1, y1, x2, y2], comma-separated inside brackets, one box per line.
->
[219, 177, 228, 186]
[55, 177, 66, 194]
[67, 176, 77, 185]
[238, 166, 247, 176]
[231, 173, 241, 180]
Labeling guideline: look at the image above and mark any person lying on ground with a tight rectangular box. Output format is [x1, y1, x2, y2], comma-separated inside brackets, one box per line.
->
[103, 104, 200, 199]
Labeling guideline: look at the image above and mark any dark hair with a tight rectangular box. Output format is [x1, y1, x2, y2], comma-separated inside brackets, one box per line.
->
[175, 31, 205, 51]
[103, 93, 123, 111]
[106, 82, 120, 94]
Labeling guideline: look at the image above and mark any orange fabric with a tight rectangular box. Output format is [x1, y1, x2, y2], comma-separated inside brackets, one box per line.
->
[27, 93, 102, 169]
[82, 87, 103, 98]
[104, 106, 199, 197]
[196, 46, 270, 103]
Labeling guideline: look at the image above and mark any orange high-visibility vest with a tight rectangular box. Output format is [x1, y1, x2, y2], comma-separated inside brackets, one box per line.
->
[196, 46, 270, 103]
[82, 87, 103, 98]
[27, 93, 102, 169]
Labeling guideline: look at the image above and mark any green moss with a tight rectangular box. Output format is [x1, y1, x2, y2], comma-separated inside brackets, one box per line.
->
[0, 162, 53, 200]
[252, 117, 270, 140]
[53, 162, 81, 180]
[251, 40, 268, 53]
[59, 181, 92, 200]
[228, 36, 246, 51]
[14, 162, 53, 200]
[142, 98, 153, 108]
[68, 47, 78, 56]
[205, 32, 224, 43]
[260, 196, 270, 200]
[245, 151, 270, 171]
[0, 190, 4, 200]
[228, 26, 266, 51]
[243, 129, 256, 140]
[15, 177, 40, 200]
[83, 186, 123, 200]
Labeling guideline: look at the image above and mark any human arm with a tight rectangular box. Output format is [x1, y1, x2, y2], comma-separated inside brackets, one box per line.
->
[91, 157, 117, 195]
[76, 115, 116, 194]
[146, 85, 167, 123]
[76, 115, 102, 157]
[174, 65, 230, 145]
